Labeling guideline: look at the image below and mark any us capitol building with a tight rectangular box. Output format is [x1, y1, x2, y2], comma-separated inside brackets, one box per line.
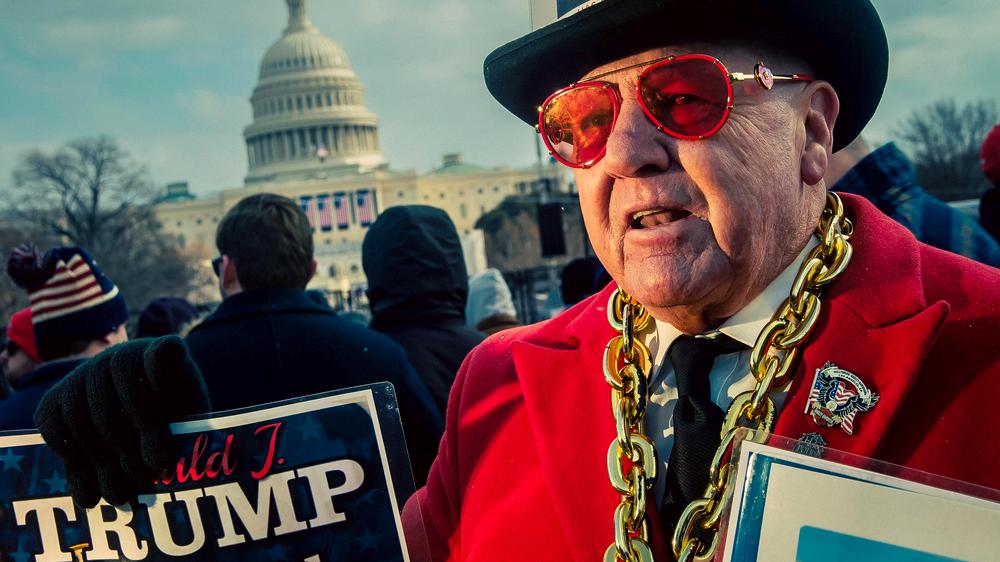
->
[156, 0, 563, 301]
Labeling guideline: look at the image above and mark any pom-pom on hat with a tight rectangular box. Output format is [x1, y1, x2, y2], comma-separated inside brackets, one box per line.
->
[5, 307, 40, 363]
[981, 123, 1000, 184]
[7, 245, 128, 360]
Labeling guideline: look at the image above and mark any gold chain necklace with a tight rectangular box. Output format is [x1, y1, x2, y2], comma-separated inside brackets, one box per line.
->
[602, 192, 854, 562]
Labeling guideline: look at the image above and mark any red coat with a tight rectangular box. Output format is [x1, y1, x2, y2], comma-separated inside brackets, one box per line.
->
[405, 194, 1000, 561]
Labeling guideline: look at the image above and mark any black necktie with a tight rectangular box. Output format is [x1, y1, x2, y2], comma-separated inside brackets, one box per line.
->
[659, 333, 747, 534]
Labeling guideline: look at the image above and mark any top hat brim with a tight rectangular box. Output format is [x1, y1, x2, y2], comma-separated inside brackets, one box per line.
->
[484, 0, 888, 152]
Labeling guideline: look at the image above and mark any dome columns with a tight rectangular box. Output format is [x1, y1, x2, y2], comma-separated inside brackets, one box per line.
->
[245, 124, 379, 169]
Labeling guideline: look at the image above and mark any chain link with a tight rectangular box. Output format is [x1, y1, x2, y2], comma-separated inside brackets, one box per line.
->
[670, 192, 854, 561]
[602, 193, 854, 562]
[603, 289, 655, 562]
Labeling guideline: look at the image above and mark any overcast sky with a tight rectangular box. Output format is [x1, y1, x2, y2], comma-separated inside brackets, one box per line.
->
[1, 0, 997, 194]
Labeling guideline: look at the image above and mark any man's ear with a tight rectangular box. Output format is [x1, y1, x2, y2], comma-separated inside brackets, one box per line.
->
[800, 81, 840, 186]
[221, 255, 240, 292]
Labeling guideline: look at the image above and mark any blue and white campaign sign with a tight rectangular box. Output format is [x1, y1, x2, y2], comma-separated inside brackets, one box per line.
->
[721, 440, 1000, 562]
[0, 384, 414, 562]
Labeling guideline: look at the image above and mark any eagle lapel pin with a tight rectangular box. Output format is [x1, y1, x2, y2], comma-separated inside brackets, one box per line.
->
[804, 362, 879, 435]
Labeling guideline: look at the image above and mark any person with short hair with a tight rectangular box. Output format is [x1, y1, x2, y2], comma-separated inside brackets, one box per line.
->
[185, 193, 443, 484]
[213, 192, 317, 293]
[0, 246, 128, 430]
[406, 1, 1000, 560]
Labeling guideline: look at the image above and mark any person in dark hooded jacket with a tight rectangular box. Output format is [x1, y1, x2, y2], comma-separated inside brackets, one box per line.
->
[363, 205, 485, 415]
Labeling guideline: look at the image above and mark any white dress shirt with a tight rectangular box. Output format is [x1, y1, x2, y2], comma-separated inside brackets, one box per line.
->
[643, 238, 817, 503]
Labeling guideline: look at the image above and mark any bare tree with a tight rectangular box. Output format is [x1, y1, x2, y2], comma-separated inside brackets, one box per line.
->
[894, 98, 998, 201]
[2, 137, 200, 322]
[8, 136, 155, 253]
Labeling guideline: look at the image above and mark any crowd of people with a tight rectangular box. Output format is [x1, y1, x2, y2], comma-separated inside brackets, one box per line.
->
[0, 193, 614, 488]
[1, 1, 999, 560]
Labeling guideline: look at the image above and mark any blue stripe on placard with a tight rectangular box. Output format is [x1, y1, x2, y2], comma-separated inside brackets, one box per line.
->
[797, 527, 962, 562]
[557, 0, 588, 17]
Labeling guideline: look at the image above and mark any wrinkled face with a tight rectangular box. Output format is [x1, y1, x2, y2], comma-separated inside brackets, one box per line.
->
[571, 43, 830, 329]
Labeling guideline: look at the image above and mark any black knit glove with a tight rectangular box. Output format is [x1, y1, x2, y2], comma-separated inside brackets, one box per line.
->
[34, 335, 210, 507]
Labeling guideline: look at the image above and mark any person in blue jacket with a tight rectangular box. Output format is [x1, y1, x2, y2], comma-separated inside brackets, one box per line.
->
[826, 136, 1000, 266]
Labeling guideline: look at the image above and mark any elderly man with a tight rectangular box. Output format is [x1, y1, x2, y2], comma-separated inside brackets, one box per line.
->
[408, 1, 1000, 561]
[23, 1, 1000, 560]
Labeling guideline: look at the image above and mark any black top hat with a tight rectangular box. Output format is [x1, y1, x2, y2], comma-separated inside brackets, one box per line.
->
[484, 0, 888, 152]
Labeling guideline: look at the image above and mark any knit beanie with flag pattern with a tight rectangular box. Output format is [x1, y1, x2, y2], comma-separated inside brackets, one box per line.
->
[7, 245, 128, 361]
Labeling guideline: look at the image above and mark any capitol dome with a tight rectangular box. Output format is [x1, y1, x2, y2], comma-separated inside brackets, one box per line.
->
[243, 0, 385, 184]
[258, 15, 351, 80]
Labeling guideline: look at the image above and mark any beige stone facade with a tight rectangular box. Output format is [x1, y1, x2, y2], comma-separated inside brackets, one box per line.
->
[157, 159, 563, 301]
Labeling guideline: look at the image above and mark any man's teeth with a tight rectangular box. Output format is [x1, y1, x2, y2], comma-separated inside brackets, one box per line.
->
[631, 209, 661, 221]
[630, 208, 694, 229]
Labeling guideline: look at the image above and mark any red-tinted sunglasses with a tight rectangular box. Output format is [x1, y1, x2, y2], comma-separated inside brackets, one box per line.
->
[537, 54, 813, 168]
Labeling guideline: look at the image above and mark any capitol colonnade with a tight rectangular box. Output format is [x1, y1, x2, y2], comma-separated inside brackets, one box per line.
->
[245, 125, 379, 168]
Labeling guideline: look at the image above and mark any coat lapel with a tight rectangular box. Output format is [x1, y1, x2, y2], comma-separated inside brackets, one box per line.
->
[508, 195, 950, 557]
[511, 286, 625, 560]
[775, 300, 948, 458]
[775, 194, 950, 458]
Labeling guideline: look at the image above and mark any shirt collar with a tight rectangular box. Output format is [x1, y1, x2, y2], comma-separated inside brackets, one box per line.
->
[647, 236, 818, 364]
[717, 236, 818, 347]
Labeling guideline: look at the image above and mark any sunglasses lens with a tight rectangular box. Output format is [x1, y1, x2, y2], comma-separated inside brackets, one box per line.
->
[640, 58, 730, 138]
[540, 85, 616, 167]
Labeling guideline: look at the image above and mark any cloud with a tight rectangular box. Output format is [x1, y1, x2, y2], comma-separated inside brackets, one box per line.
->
[355, 0, 484, 39]
[175, 89, 248, 127]
[889, 7, 1000, 79]
[359, 0, 394, 25]
[427, 1, 474, 37]
[117, 132, 247, 194]
[861, 2, 1000, 143]
[40, 16, 184, 52]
